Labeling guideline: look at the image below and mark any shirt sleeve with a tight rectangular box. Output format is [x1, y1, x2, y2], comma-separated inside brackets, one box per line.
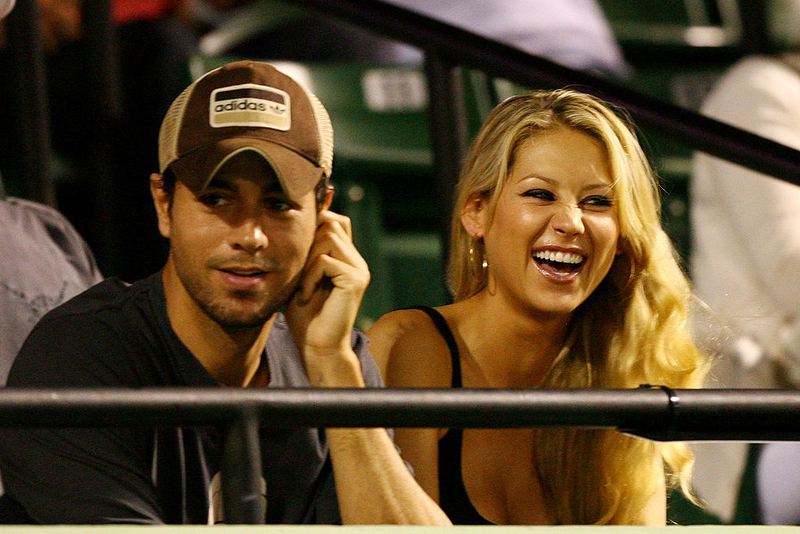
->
[698, 58, 800, 318]
[352, 329, 384, 388]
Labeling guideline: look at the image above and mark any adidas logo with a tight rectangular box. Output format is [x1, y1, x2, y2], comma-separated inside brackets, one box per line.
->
[209, 84, 291, 131]
[213, 99, 269, 113]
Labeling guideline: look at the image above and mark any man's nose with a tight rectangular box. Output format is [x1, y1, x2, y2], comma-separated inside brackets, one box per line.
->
[230, 217, 269, 253]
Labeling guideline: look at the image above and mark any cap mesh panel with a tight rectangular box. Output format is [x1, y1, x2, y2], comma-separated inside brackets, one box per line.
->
[158, 84, 194, 174]
[301, 86, 334, 178]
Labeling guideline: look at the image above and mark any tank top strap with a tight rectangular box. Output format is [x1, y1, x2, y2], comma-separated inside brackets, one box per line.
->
[401, 307, 493, 525]
[402, 306, 462, 387]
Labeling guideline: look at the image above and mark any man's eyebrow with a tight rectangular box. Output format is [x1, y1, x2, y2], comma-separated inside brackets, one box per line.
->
[262, 181, 286, 194]
[204, 177, 235, 191]
[203, 176, 285, 195]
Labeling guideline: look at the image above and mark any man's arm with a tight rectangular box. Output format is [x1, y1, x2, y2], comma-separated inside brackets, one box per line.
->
[285, 209, 451, 525]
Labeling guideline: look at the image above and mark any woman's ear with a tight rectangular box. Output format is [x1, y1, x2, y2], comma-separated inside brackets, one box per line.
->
[150, 173, 171, 239]
[461, 192, 488, 239]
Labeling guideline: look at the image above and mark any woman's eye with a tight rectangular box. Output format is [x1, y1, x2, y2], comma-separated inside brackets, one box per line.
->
[523, 189, 555, 201]
[581, 195, 614, 209]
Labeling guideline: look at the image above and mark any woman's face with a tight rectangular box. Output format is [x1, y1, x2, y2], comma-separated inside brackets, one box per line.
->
[465, 126, 621, 320]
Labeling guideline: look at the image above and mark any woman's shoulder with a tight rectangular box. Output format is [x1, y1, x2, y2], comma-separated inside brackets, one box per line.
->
[370, 306, 445, 336]
[367, 306, 455, 387]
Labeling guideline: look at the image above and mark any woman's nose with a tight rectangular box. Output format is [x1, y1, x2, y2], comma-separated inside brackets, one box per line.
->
[550, 202, 585, 235]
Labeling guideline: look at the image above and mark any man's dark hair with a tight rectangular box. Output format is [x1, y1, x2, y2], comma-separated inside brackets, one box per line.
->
[160, 167, 330, 211]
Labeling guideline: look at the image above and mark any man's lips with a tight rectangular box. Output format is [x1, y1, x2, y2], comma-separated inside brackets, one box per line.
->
[217, 266, 270, 290]
[220, 267, 267, 276]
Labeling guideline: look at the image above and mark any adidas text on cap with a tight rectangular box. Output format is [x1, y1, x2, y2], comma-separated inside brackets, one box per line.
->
[158, 60, 333, 201]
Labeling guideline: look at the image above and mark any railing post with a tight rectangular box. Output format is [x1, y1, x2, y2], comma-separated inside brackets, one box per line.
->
[5, 0, 55, 206]
[81, 0, 124, 276]
[221, 408, 265, 524]
[423, 52, 468, 267]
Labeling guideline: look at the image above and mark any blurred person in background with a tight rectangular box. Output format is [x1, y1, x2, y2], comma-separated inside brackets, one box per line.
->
[0, 0, 103, 386]
[690, 0, 800, 524]
[382, 0, 631, 78]
[0, 0, 103, 508]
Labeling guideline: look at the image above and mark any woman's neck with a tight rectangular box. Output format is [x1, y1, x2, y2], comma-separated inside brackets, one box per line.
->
[453, 290, 572, 388]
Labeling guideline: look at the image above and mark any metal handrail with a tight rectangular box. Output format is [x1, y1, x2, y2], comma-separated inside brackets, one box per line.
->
[2, 386, 799, 440]
[2, 387, 799, 523]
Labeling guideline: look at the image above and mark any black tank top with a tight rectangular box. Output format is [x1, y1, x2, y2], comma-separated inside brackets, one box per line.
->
[406, 306, 493, 525]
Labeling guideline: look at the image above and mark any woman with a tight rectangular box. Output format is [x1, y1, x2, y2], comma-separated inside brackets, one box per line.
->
[367, 89, 707, 525]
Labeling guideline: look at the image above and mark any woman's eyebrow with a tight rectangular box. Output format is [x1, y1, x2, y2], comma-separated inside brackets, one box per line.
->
[584, 182, 615, 192]
[517, 175, 614, 192]
[517, 173, 555, 185]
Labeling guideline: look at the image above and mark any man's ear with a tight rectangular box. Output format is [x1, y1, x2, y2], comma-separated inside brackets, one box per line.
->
[323, 184, 334, 211]
[150, 173, 171, 239]
[461, 192, 488, 239]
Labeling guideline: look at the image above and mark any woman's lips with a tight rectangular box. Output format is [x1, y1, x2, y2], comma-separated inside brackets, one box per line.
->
[532, 249, 585, 283]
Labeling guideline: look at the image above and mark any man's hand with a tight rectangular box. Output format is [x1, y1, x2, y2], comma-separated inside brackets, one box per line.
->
[285, 210, 370, 387]
[285, 210, 449, 525]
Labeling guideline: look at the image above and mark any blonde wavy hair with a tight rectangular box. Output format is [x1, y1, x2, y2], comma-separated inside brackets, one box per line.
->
[448, 89, 708, 524]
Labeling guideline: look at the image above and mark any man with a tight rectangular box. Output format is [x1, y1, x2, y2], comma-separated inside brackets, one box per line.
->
[0, 60, 449, 525]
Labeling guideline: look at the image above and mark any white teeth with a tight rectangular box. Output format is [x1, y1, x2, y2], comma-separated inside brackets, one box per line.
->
[534, 250, 584, 264]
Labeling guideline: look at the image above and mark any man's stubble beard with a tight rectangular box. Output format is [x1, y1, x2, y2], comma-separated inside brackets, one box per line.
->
[178, 261, 304, 330]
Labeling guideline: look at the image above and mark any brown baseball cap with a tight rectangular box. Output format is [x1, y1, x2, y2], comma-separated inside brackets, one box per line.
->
[158, 60, 333, 200]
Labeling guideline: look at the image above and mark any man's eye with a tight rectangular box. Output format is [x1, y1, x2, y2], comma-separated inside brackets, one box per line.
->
[265, 198, 292, 212]
[198, 193, 227, 207]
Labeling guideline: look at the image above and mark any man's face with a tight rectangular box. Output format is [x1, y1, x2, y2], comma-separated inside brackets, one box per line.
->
[155, 151, 323, 329]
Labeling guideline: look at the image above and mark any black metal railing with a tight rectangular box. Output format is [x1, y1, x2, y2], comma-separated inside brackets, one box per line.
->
[2, 387, 800, 523]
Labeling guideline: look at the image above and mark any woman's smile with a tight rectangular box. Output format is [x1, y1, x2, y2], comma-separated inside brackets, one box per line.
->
[531, 247, 586, 283]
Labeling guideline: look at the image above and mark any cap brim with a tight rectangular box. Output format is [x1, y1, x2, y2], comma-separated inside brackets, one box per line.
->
[169, 138, 324, 201]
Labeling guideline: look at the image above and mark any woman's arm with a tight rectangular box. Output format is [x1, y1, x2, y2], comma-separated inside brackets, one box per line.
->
[367, 309, 453, 502]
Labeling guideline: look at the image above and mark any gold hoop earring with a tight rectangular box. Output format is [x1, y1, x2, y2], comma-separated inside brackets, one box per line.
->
[469, 239, 488, 282]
